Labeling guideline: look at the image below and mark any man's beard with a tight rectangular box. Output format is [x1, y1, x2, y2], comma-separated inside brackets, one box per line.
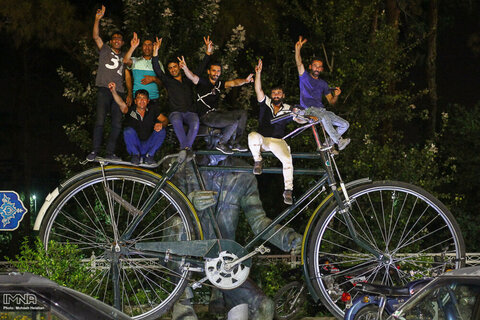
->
[272, 97, 283, 105]
[311, 70, 320, 78]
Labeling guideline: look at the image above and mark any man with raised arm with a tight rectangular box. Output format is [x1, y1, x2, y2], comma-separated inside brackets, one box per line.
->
[178, 55, 253, 154]
[87, 5, 125, 162]
[248, 59, 304, 205]
[123, 32, 164, 109]
[295, 36, 350, 151]
[107, 82, 168, 165]
[151, 37, 213, 151]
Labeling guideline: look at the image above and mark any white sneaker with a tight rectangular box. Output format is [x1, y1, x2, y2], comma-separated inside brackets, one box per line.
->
[337, 138, 351, 151]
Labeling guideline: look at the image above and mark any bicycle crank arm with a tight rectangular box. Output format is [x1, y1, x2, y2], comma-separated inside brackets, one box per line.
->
[224, 245, 270, 270]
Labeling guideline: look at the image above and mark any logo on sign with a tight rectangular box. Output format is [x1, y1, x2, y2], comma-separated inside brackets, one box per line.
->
[0, 191, 28, 231]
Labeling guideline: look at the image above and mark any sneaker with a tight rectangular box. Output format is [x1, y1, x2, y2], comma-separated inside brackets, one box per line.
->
[131, 155, 140, 165]
[144, 154, 156, 165]
[86, 151, 97, 161]
[283, 190, 293, 205]
[253, 160, 263, 175]
[105, 153, 122, 161]
[337, 137, 351, 151]
[231, 143, 248, 152]
[216, 143, 234, 155]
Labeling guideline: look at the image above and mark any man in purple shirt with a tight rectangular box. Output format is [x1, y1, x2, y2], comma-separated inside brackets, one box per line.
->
[295, 36, 350, 151]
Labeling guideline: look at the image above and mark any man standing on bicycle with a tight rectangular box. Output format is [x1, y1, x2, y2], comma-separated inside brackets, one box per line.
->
[87, 5, 125, 162]
[295, 36, 350, 151]
[249, 59, 304, 205]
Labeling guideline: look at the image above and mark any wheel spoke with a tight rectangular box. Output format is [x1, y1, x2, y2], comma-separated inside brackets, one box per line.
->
[40, 169, 196, 319]
[308, 182, 465, 319]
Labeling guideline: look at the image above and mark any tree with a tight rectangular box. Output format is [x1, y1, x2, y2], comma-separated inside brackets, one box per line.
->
[0, 0, 85, 256]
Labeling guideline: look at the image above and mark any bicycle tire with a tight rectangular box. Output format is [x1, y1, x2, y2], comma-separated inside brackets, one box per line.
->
[273, 281, 306, 320]
[306, 181, 465, 319]
[39, 167, 199, 320]
[353, 305, 388, 320]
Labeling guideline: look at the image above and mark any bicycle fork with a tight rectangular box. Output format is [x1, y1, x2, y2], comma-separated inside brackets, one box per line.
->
[311, 125, 383, 259]
[99, 151, 187, 310]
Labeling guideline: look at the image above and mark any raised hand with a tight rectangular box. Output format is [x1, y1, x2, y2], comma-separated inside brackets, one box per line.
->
[95, 5, 105, 21]
[295, 36, 307, 51]
[245, 73, 254, 83]
[108, 82, 116, 92]
[333, 87, 342, 96]
[153, 37, 162, 56]
[131, 32, 140, 49]
[177, 56, 187, 69]
[255, 59, 263, 73]
[204, 36, 213, 55]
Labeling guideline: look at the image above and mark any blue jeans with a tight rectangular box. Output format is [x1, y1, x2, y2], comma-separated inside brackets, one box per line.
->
[93, 87, 124, 154]
[169, 111, 199, 149]
[123, 127, 166, 156]
[304, 107, 349, 143]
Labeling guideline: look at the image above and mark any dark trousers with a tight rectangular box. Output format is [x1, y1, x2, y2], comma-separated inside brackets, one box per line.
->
[123, 127, 166, 156]
[169, 111, 199, 149]
[201, 109, 247, 144]
[93, 87, 124, 154]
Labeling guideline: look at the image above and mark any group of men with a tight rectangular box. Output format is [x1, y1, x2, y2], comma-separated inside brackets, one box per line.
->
[87, 5, 350, 204]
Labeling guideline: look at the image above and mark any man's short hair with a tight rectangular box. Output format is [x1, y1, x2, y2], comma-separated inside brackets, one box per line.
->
[110, 31, 124, 40]
[208, 62, 222, 70]
[271, 85, 284, 92]
[310, 57, 323, 65]
[167, 57, 179, 66]
[135, 89, 149, 99]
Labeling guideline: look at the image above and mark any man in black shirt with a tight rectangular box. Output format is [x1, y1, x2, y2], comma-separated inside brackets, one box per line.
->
[151, 37, 212, 150]
[178, 56, 253, 154]
[249, 59, 304, 205]
[108, 82, 167, 165]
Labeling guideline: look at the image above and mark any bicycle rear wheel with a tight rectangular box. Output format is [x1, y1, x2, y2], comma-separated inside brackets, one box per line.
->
[274, 281, 306, 320]
[307, 181, 465, 319]
[39, 167, 199, 320]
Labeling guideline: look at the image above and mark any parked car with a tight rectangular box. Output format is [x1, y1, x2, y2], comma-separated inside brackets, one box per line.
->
[0, 272, 132, 320]
[388, 266, 480, 320]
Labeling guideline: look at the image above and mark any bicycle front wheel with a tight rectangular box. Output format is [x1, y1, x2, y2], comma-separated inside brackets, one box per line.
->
[39, 167, 199, 320]
[307, 181, 465, 319]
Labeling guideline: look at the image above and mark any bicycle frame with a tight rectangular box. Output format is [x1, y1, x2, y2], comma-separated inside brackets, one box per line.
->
[131, 122, 382, 297]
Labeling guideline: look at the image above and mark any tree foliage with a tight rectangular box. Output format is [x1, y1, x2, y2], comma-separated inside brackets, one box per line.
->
[6, 238, 93, 290]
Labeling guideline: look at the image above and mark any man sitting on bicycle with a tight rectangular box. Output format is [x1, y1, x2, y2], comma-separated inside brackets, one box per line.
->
[108, 82, 168, 165]
[295, 36, 350, 151]
[248, 59, 305, 205]
[178, 53, 253, 155]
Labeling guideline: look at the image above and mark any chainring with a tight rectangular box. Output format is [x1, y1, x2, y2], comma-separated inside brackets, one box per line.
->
[205, 251, 250, 290]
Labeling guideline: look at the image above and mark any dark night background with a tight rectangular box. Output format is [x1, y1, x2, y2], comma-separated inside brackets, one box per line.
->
[0, 0, 479, 257]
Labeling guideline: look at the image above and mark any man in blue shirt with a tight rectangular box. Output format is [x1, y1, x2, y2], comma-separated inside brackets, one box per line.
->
[123, 32, 163, 109]
[295, 36, 350, 151]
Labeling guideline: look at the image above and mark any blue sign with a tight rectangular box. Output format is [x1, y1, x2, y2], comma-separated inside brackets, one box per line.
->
[0, 191, 28, 231]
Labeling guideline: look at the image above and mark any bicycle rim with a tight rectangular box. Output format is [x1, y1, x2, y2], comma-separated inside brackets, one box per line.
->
[39, 168, 197, 320]
[274, 281, 306, 320]
[307, 181, 465, 319]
